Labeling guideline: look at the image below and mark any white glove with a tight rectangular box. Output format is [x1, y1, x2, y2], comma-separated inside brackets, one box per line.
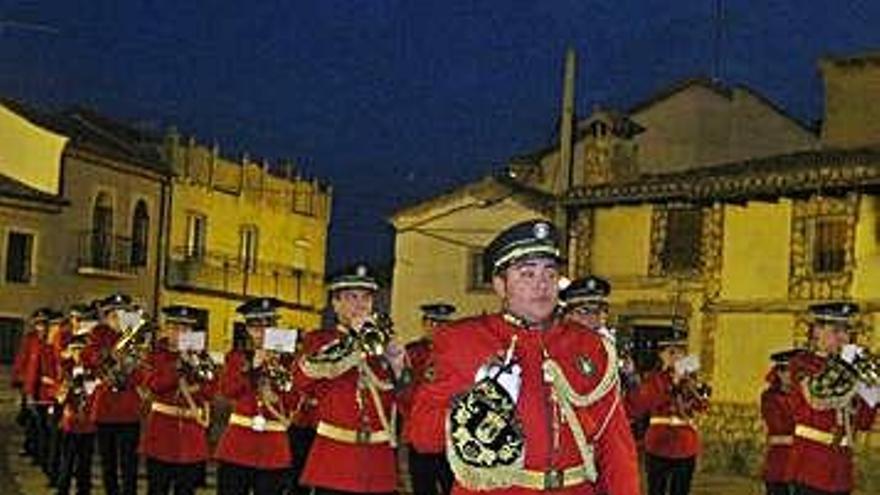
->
[72, 366, 85, 377]
[856, 382, 880, 408]
[84, 380, 98, 395]
[840, 344, 863, 364]
[675, 354, 701, 376]
[475, 363, 522, 403]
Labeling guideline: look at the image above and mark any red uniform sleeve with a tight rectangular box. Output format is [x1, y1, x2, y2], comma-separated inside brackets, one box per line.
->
[408, 328, 468, 453]
[761, 389, 794, 434]
[21, 340, 42, 399]
[12, 333, 35, 388]
[292, 330, 340, 393]
[626, 371, 669, 419]
[854, 395, 878, 431]
[594, 392, 641, 495]
[144, 352, 179, 396]
[220, 350, 250, 400]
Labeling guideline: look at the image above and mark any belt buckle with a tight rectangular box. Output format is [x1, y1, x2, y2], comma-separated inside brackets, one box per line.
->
[544, 469, 563, 490]
[356, 429, 371, 444]
[252, 415, 266, 432]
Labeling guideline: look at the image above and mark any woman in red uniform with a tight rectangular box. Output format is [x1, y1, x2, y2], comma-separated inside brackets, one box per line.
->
[627, 325, 708, 495]
[215, 297, 300, 495]
[140, 305, 217, 495]
[760, 349, 798, 495]
[294, 264, 405, 495]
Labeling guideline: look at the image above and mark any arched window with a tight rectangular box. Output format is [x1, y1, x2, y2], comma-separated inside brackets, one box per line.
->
[131, 200, 149, 267]
[91, 192, 113, 269]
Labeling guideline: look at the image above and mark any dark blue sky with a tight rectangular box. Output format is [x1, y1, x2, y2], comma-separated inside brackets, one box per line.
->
[2, 1, 879, 270]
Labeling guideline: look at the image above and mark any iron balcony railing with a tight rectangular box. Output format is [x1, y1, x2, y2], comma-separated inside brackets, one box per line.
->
[76, 231, 140, 275]
[166, 247, 323, 308]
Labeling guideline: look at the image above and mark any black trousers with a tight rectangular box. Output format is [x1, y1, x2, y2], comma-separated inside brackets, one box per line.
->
[47, 405, 63, 485]
[645, 454, 696, 495]
[146, 457, 202, 495]
[218, 462, 287, 495]
[766, 482, 792, 495]
[793, 485, 849, 495]
[96, 422, 141, 495]
[408, 448, 453, 495]
[55, 432, 95, 495]
[286, 426, 316, 495]
[33, 404, 53, 471]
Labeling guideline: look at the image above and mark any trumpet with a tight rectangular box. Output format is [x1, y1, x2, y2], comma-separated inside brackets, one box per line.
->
[179, 350, 219, 384]
[671, 372, 712, 418]
[261, 352, 294, 393]
[809, 347, 880, 409]
[102, 309, 151, 391]
[356, 313, 394, 357]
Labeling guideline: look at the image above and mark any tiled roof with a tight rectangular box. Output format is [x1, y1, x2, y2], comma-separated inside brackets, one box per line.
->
[566, 147, 880, 206]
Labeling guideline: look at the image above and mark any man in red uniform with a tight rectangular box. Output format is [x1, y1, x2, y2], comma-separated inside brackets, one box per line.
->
[409, 219, 640, 495]
[55, 312, 100, 495]
[400, 302, 456, 495]
[215, 297, 300, 495]
[787, 302, 878, 495]
[295, 263, 405, 494]
[559, 275, 613, 340]
[761, 349, 799, 495]
[82, 293, 144, 495]
[22, 307, 63, 479]
[141, 305, 217, 495]
[627, 324, 708, 495]
[13, 308, 49, 459]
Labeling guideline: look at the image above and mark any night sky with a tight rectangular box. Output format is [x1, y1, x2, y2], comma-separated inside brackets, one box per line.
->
[2, 1, 879, 270]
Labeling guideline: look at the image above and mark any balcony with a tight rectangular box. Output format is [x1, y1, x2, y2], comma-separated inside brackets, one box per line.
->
[166, 247, 323, 309]
[76, 231, 140, 278]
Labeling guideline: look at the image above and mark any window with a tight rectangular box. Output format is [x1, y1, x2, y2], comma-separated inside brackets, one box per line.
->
[293, 240, 309, 270]
[811, 216, 846, 274]
[293, 187, 314, 216]
[468, 249, 492, 290]
[661, 207, 703, 274]
[185, 213, 207, 259]
[240, 225, 259, 273]
[5, 231, 34, 283]
[91, 192, 113, 269]
[130, 200, 149, 267]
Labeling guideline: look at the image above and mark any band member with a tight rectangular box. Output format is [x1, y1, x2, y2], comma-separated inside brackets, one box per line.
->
[22, 307, 61, 477]
[141, 305, 217, 495]
[295, 264, 405, 494]
[627, 324, 709, 495]
[761, 349, 799, 495]
[560, 275, 613, 340]
[788, 302, 878, 495]
[56, 314, 99, 495]
[215, 297, 299, 495]
[13, 309, 47, 459]
[400, 302, 456, 495]
[408, 219, 640, 494]
[45, 309, 68, 486]
[82, 293, 144, 495]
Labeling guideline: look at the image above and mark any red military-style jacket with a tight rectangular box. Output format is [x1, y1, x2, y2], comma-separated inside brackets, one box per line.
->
[12, 331, 40, 389]
[626, 369, 707, 459]
[294, 327, 399, 493]
[289, 329, 336, 429]
[140, 343, 217, 464]
[760, 379, 795, 483]
[22, 337, 61, 404]
[81, 323, 143, 424]
[408, 314, 640, 495]
[400, 337, 433, 448]
[214, 349, 299, 470]
[786, 350, 878, 493]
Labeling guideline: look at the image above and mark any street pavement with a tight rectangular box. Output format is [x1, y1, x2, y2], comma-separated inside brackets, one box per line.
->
[0, 365, 764, 494]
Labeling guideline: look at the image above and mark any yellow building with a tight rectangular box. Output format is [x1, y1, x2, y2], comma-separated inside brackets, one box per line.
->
[0, 102, 169, 360]
[391, 77, 817, 339]
[160, 132, 331, 351]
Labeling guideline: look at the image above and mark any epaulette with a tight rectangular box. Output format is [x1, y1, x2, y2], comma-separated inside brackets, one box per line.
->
[300, 334, 360, 379]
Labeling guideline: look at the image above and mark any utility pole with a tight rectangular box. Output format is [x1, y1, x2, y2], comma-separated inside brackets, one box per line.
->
[554, 47, 577, 261]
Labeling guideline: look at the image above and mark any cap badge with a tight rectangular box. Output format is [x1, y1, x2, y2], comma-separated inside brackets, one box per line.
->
[356, 265, 367, 277]
[533, 222, 550, 240]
